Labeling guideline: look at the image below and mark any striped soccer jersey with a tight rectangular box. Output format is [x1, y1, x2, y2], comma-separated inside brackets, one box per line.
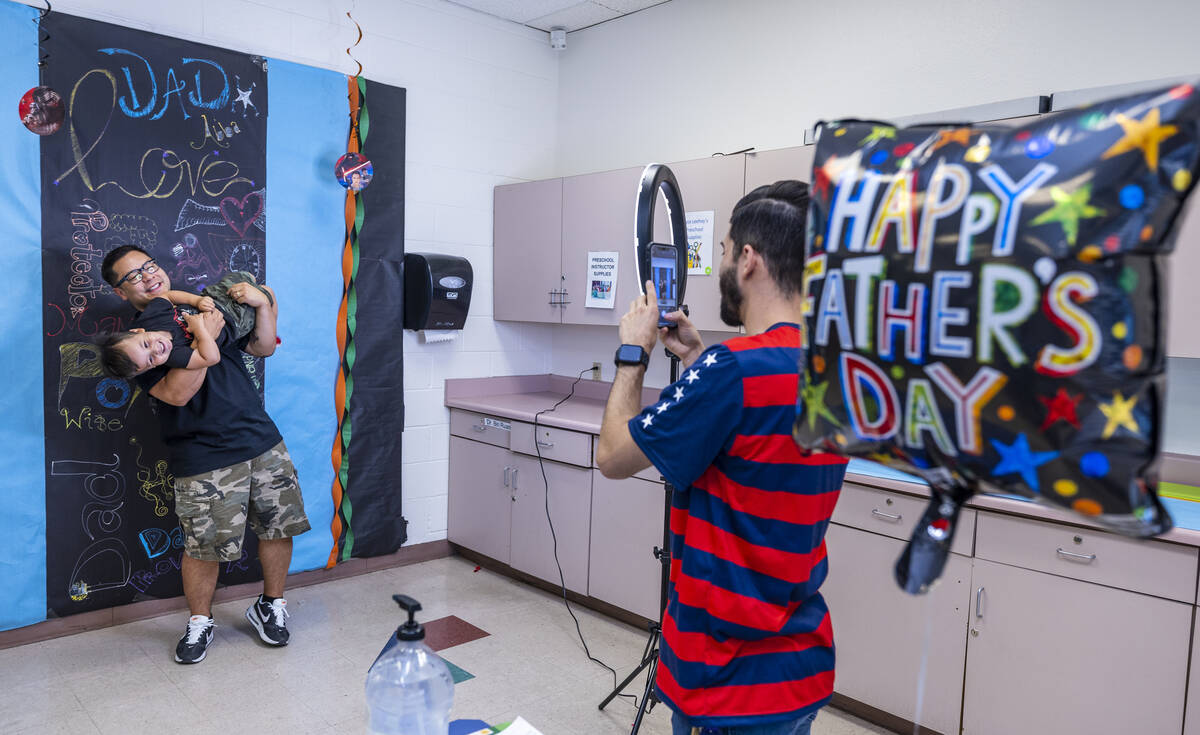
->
[628, 322, 848, 728]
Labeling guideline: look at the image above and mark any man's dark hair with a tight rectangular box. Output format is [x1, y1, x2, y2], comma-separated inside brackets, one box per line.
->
[728, 180, 810, 296]
[97, 332, 139, 378]
[100, 245, 151, 287]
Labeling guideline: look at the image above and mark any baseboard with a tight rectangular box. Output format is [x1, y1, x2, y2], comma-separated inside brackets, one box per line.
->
[830, 693, 942, 735]
[0, 539, 452, 650]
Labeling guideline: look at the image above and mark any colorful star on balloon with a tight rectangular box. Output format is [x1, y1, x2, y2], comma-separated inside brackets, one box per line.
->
[860, 126, 896, 145]
[1039, 388, 1083, 430]
[1030, 183, 1106, 245]
[930, 127, 972, 152]
[990, 433, 1058, 493]
[1099, 391, 1140, 439]
[800, 379, 840, 431]
[1101, 107, 1178, 172]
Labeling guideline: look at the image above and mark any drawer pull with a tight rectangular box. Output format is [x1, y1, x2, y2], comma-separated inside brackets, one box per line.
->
[473, 424, 487, 432]
[871, 509, 902, 522]
[1056, 547, 1097, 563]
[536, 439, 555, 449]
[511, 468, 518, 490]
[503, 466, 511, 488]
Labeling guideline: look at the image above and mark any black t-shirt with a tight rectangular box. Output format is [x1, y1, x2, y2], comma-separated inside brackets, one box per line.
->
[134, 301, 281, 478]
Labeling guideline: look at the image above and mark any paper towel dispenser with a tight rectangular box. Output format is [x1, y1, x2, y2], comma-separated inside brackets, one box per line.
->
[403, 252, 473, 330]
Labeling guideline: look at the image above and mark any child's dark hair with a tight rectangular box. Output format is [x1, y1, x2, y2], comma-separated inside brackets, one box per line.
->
[98, 332, 139, 378]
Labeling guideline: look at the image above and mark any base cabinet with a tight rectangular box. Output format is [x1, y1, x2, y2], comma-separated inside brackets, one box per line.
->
[508, 453, 591, 594]
[823, 523, 971, 735]
[962, 558, 1191, 735]
[447, 436, 512, 564]
[588, 472, 667, 620]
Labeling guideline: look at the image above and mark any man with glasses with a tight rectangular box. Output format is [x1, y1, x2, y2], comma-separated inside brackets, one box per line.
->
[101, 245, 310, 664]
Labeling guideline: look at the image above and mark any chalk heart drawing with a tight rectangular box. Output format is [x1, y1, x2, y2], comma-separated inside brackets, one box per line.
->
[219, 191, 264, 237]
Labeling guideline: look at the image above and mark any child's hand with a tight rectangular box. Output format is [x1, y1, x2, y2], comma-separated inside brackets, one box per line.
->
[200, 309, 225, 336]
[196, 296, 215, 312]
[183, 311, 208, 336]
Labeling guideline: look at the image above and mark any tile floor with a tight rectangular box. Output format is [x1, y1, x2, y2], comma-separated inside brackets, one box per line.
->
[0, 555, 897, 735]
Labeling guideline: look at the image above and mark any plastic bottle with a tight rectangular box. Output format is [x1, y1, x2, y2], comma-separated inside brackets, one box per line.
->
[365, 594, 455, 735]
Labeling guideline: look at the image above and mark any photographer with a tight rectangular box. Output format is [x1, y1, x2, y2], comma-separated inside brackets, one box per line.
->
[598, 181, 848, 735]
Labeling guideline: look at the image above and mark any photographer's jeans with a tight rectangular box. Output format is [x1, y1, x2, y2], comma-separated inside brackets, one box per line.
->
[670, 710, 818, 735]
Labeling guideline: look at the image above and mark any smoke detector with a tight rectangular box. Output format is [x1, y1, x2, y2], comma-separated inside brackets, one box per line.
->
[549, 27, 566, 50]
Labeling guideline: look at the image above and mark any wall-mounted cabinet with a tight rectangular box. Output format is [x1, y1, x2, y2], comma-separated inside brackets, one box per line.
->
[493, 178, 563, 323]
[744, 145, 815, 193]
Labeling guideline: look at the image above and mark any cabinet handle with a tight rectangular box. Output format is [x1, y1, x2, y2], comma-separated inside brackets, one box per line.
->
[975, 587, 985, 619]
[871, 509, 902, 522]
[536, 439, 555, 449]
[511, 468, 518, 490]
[1056, 547, 1097, 563]
[473, 424, 487, 432]
[503, 466, 510, 487]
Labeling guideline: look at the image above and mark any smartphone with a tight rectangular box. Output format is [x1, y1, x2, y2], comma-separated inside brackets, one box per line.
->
[650, 243, 678, 329]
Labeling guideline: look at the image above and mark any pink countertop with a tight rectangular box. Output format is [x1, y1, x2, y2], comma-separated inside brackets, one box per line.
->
[445, 375, 1200, 550]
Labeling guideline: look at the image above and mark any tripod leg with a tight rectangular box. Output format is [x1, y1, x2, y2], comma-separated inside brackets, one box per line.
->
[598, 626, 659, 710]
[629, 651, 659, 735]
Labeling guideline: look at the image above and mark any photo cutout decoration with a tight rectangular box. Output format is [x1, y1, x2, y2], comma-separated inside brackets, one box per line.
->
[19, 85, 63, 135]
[335, 151, 373, 192]
[793, 83, 1200, 593]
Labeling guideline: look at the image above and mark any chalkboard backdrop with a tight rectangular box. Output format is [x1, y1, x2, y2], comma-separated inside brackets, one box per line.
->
[40, 13, 271, 616]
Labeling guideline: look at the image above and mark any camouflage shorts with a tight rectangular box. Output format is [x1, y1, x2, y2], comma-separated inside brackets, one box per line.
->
[174, 441, 311, 562]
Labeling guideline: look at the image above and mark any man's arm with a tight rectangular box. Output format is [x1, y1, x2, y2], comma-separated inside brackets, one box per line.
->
[596, 281, 661, 479]
[241, 284, 278, 357]
[148, 366, 208, 406]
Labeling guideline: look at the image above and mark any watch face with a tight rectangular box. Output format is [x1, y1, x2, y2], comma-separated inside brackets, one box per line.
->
[616, 345, 646, 365]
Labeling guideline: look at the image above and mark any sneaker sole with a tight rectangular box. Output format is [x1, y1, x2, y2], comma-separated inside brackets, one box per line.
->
[174, 637, 211, 664]
[245, 607, 289, 647]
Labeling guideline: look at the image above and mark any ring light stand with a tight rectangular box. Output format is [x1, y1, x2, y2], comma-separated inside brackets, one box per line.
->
[598, 163, 687, 734]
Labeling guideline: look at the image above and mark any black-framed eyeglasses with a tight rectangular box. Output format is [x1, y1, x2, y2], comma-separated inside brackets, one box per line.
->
[114, 259, 159, 288]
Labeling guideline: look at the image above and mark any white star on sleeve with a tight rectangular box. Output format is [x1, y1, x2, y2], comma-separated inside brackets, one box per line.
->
[685, 369, 700, 384]
[641, 414, 653, 428]
[702, 353, 718, 367]
[656, 402, 670, 413]
[673, 386, 685, 401]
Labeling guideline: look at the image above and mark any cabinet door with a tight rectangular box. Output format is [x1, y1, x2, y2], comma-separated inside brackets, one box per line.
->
[560, 166, 644, 326]
[652, 155, 746, 333]
[1168, 194, 1200, 356]
[744, 146, 816, 192]
[508, 453, 592, 594]
[1183, 611, 1200, 735]
[493, 179, 563, 323]
[447, 437, 513, 563]
[823, 524, 971, 735]
[589, 472, 667, 620]
[963, 558, 1191, 735]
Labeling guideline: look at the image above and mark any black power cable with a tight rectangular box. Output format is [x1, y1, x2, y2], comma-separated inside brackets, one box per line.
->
[533, 367, 639, 709]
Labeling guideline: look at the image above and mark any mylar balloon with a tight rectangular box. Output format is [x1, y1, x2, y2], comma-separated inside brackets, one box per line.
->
[792, 83, 1200, 593]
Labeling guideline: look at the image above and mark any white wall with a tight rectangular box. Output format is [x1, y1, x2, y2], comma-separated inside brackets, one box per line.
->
[555, 0, 1200, 176]
[23, 0, 560, 546]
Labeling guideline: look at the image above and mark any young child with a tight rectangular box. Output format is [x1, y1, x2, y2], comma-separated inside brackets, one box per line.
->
[99, 271, 273, 379]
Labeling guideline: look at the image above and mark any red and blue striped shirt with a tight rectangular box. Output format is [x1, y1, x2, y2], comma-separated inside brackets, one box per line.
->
[629, 323, 848, 728]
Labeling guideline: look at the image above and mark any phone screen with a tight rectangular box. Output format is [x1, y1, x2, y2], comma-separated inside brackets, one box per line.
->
[650, 245, 677, 327]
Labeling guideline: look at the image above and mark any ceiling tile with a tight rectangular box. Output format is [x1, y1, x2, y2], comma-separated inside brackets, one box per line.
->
[526, 1, 620, 32]
[443, 0, 581, 24]
[593, 0, 670, 14]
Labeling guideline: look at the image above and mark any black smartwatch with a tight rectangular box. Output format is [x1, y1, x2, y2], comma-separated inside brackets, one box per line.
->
[614, 344, 650, 369]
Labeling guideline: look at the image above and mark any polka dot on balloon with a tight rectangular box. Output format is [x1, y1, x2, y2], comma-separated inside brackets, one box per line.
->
[1033, 257, 1056, 284]
[1141, 225, 1154, 242]
[1025, 136, 1054, 159]
[1123, 344, 1143, 370]
[1169, 84, 1194, 100]
[1015, 130, 1032, 141]
[1054, 479, 1078, 497]
[1174, 169, 1192, 192]
[1073, 499, 1103, 516]
[813, 355, 826, 373]
[1112, 321, 1128, 340]
[834, 128, 847, 137]
[834, 433, 847, 445]
[1080, 111, 1105, 129]
[890, 366, 905, 380]
[1119, 266, 1138, 294]
[1103, 235, 1121, 253]
[814, 234, 824, 248]
[870, 150, 889, 166]
[1078, 245, 1103, 263]
[1119, 184, 1145, 209]
[893, 142, 915, 156]
[997, 405, 1015, 421]
[965, 144, 990, 163]
[1080, 452, 1110, 478]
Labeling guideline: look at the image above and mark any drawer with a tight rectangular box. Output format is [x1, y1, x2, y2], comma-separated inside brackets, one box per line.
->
[589, 437, 664, 483]
[833, 482, 976, 557]
[448, 409, 512, 449]
[975, 512, 1198, 602]
[511, 421, 591, 467]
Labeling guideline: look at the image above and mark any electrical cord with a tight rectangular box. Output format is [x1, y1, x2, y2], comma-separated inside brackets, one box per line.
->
[533, 367, 639, 709]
